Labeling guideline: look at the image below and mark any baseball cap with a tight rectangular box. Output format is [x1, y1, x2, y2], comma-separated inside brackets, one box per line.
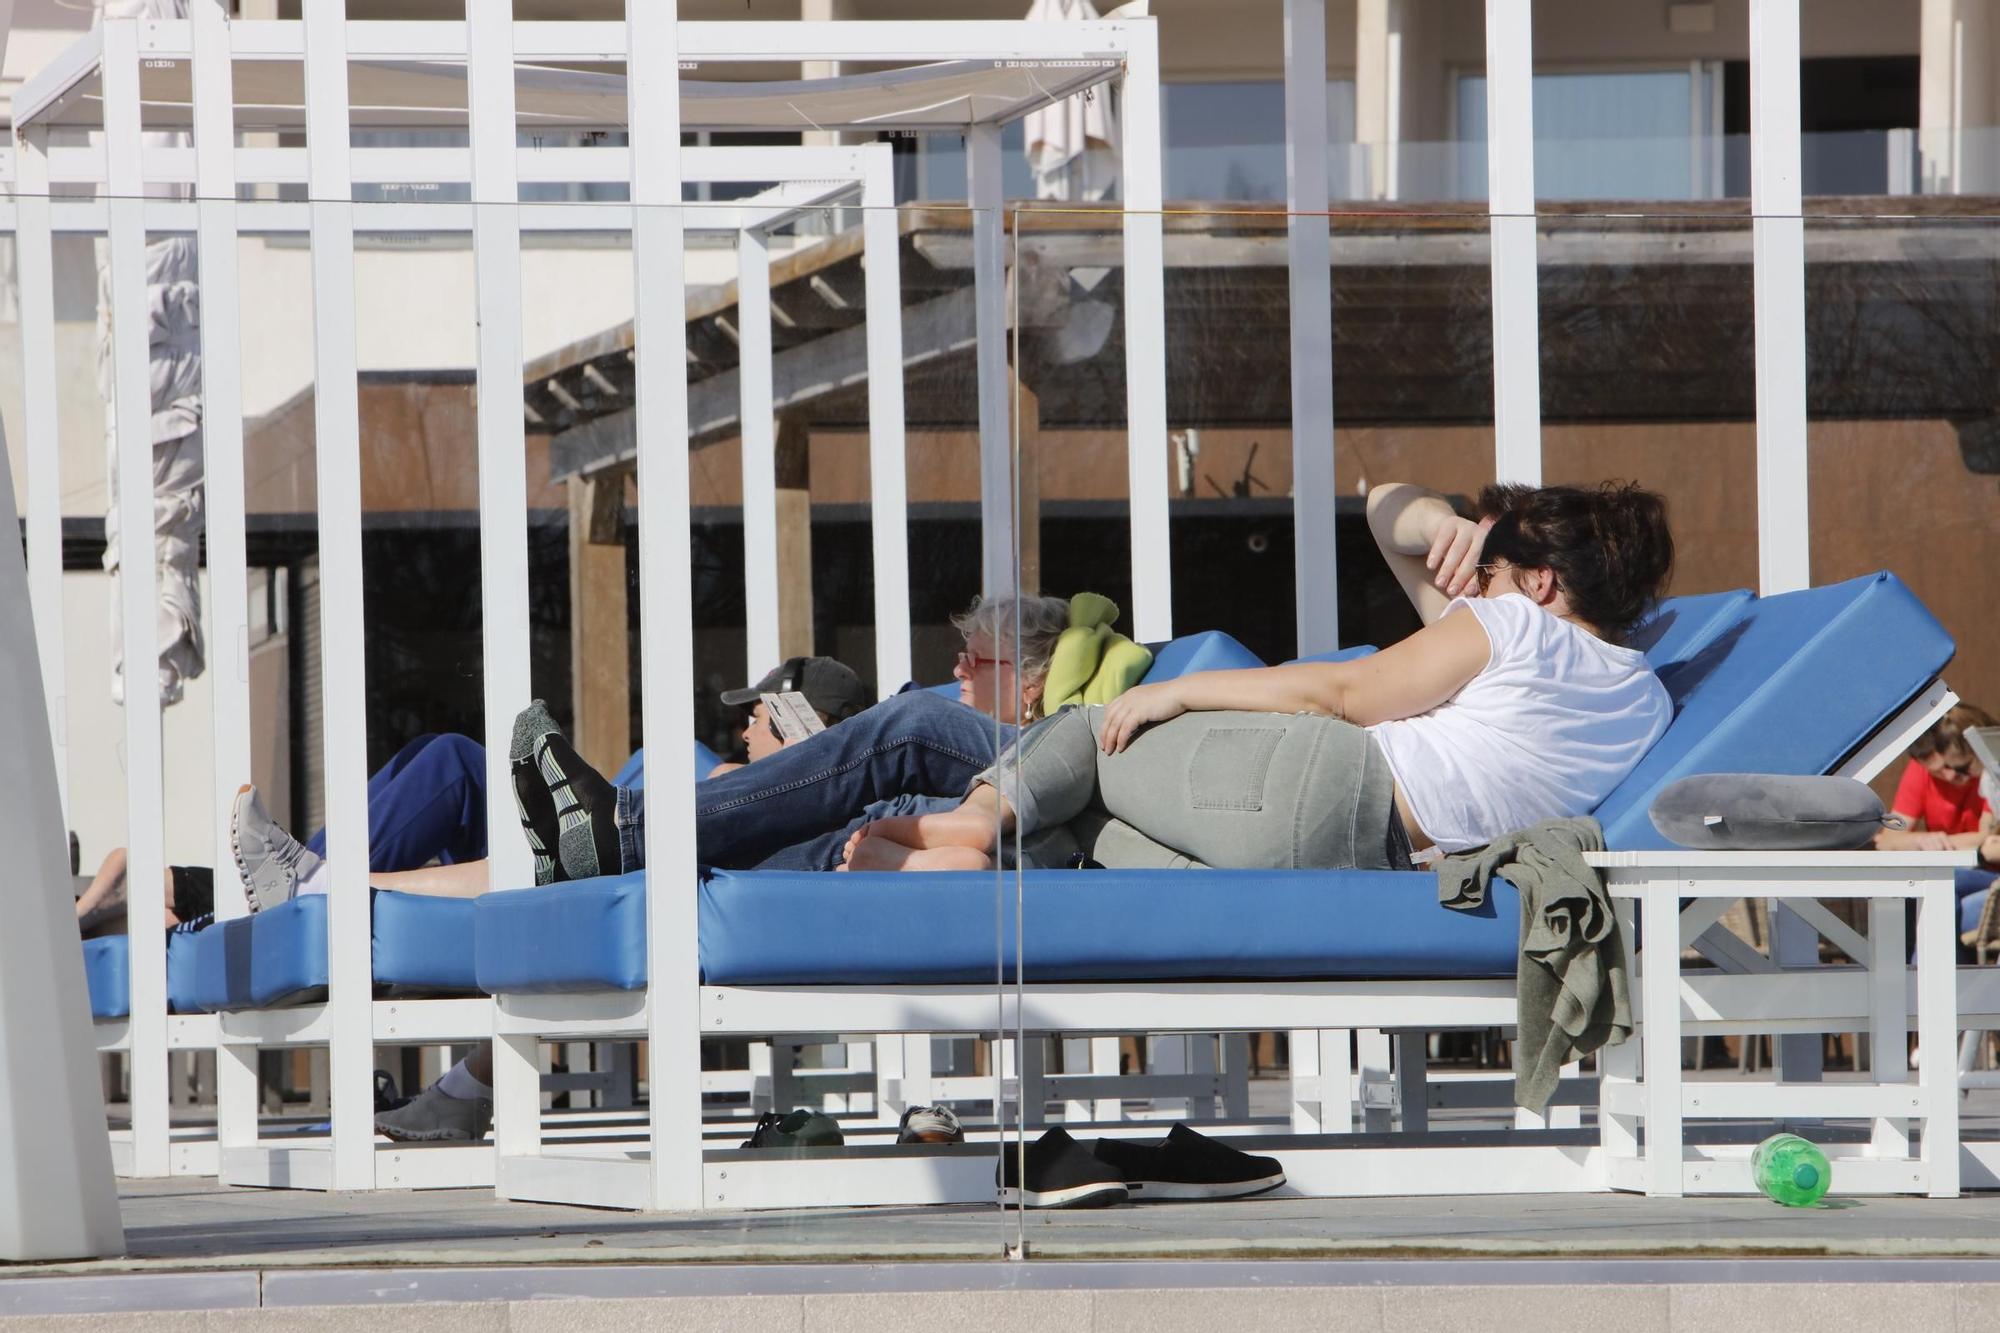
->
[719, 655, 870, 723]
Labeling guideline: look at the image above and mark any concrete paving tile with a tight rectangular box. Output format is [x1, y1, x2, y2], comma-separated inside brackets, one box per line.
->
[1090, 1286, 1384, 1331]
[1383, 1284, 1670, 1332]
[803, 1289, 1092, 1333]
[1669, 1283, 1957, 1332]
[508, 1295, 805, 1332]
[1958, 1283, 2000, 1327]
[206, 1303, 510, 1333]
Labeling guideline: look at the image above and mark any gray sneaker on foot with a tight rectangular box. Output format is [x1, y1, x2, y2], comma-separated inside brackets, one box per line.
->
[375, 1080, 493, 1143]
[231, 784, 323, 914]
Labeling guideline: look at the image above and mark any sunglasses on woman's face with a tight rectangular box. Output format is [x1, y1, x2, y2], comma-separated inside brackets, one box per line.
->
[956, 651, 1014, 673]
[1473, 562, 1505, 593]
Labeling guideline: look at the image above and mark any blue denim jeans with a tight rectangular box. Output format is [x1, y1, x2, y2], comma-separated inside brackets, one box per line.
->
[615, 690, 1016, 871]
[305, 732, 488, 871]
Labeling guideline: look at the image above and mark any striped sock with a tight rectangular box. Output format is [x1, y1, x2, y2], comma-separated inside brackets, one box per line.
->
[537, 730, 623, 881]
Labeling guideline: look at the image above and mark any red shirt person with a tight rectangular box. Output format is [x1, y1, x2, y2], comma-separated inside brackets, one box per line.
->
[1878, 704, 1996, 858]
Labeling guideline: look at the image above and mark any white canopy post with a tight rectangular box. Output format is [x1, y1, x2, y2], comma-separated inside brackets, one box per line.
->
[1284, 0, 1339, 655]
[190, 0, 259, 1162]
[1119, 18, 1173, 642]
[101, 15, 172, 1180]
[15, 128, 69, 822]
[862, 148, 913, 694]
[1483, 0, 1543, 486]
[625, 0, 704, 1213]
[1750, 0, 1811, 593]
[468, 0, 535, 894]
[968, 123, 1017, 605]
[0, 435, 126, 1262]
[736, 224, 781, 678]
[300, 0, 375, 1191]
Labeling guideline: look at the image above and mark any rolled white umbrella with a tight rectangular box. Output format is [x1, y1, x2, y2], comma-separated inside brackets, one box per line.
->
[96, 0, 206, 707]
[1022, 0, 1121, 201]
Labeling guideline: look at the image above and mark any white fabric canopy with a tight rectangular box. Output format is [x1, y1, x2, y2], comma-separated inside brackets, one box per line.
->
[28, 52, 1120, 132]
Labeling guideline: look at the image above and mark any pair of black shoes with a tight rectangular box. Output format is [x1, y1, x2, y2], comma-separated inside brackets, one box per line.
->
[997, 1124, 1285, 1209]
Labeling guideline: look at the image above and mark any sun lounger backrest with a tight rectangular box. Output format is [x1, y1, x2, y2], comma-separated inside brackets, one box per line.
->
[1142, 630, 1264, 683]
[1628, 588, 1755, 673]
[1592, 572, 1954, 850]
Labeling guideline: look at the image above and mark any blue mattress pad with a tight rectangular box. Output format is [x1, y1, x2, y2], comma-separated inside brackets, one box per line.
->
[474, 866, 1520, 991]
[83, 931, 202, 1020]
[184, 889, 480, 1012]
[474, 579, 1953, 994]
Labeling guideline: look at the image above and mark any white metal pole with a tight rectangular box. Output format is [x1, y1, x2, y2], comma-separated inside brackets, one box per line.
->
[0, 432, 126, 1261]
[627, 0, 703, 1212]
[862, 148, 913, 695]
[300, 0, 374, 1191]
[1284, 0, 1339, 656]
[467, 0, 535, 894]
[1120, 20, 1175, 643]
[1483, 0, 1543, 486]
[101, 15, 172, 1181]
[736, 225, 781, 678]
[1749, 0, 1811, 593]
[14, 128, 68, 825]
[192, 0, 251, 925]
[191, 0, 260, 1158]
[966, 123, 1016, 606]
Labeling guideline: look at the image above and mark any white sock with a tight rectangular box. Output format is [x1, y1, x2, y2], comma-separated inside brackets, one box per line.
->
[437, 1060, 492, 1101]
[296, 860, 330, 898]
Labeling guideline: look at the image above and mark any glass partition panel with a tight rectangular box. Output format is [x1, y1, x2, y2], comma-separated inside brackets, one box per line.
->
[1539, 211, 1759, 598]
[1805, 211, 2000, 785]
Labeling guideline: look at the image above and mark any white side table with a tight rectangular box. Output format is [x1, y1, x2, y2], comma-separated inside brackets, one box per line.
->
[1585, 850, 1969, 1198]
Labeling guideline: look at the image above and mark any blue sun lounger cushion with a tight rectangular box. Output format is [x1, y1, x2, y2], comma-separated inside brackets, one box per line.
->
[83, 931, 203, 1020]
[185, 890, 480, 1012]
[475, 577, 1951, 992]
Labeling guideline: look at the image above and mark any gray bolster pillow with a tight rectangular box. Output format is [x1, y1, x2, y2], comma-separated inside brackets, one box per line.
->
[1648, 774, 1886, 851]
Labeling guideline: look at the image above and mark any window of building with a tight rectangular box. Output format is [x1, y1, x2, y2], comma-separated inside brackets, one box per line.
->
[1456, 66, 1724, 202]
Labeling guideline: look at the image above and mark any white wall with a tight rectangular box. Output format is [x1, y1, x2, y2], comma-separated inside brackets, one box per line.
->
[58, 568, 217, 877]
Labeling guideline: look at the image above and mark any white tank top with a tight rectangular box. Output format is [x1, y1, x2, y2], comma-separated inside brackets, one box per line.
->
[1367, 594, 1671, 853]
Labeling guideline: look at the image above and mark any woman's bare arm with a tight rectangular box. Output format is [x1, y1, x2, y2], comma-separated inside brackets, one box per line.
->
[1365, 482, 1491, 624]
[1099, 609, 1491, 751]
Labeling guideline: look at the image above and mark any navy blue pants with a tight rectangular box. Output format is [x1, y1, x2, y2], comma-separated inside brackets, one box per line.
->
[304, 732, 488, 872]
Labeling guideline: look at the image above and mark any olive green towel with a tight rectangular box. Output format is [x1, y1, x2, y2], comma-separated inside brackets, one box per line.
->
[1042, 592, 1154, 711]
[1436, 816, 1630, 1115]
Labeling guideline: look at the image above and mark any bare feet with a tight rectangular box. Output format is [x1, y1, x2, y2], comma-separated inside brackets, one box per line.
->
[841, 832, 992, 873]
[856, 810, 1005, 854]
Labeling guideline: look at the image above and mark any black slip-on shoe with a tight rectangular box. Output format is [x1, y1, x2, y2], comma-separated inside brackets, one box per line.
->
[1093, 1122, 1286, 1201]
[743, 1109, 845, 1150]
[998, 1127, 1129, 1209]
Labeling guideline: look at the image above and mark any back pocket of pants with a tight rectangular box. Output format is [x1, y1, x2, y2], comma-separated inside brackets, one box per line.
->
[1187, 728, 1284, 811]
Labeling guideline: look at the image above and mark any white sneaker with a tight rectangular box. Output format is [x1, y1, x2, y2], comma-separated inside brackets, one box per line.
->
[231, 784, 323, 914]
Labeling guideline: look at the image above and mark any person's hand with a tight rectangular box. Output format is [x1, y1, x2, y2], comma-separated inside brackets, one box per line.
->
[1426, 514, 1494, 599]
[1099, 681, 1187, 754]
[1980, 833, 2000, 869]
[1910, 830, 1952, 851]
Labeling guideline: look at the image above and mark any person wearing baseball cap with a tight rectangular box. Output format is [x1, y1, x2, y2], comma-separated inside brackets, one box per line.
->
[711, 655, 872, 774]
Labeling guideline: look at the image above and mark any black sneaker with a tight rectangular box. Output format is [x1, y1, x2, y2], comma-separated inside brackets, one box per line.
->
[743, 1109, 845, 1150]
[998, 1127, 1129, 1209]
[1093, 1123, 1285, 1201]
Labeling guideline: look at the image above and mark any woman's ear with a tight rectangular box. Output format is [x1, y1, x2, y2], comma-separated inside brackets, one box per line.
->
[1527, 566, 1560, 606]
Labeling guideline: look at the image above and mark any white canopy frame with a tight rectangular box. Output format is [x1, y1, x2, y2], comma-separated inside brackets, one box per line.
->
[9, 0, 930, 1190]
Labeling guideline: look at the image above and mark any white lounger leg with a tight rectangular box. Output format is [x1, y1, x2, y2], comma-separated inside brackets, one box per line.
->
[1640, 884, 1685, 1196]
[1918, 881, 1961, 1197]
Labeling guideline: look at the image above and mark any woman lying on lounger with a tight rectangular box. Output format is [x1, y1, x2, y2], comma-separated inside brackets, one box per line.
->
[844, 480, 1677, 873]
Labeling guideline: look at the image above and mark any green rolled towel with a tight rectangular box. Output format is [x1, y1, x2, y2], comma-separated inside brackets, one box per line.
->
[1043, 592, 1154, 711]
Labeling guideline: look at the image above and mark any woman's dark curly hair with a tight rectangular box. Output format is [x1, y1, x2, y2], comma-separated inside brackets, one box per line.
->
[1474, 481, 1675, 641]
